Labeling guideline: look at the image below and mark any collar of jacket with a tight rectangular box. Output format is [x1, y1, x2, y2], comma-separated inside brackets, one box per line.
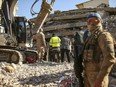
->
[90, 25, 103, 35]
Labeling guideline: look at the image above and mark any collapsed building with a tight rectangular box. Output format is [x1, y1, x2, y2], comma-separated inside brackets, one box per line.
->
[30, 0, 116, 40]
[43, 10, 116, 38]
[30, 0, 116, 42]
[43, 7, 116, 38]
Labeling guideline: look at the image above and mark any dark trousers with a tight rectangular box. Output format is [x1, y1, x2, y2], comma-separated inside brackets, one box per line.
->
[74, 45, 84, 87]
[49, 49, 52, 61]
[61, 49, 70, 63]
[74, 45, 83, 60]
[50, 47, 60, 62]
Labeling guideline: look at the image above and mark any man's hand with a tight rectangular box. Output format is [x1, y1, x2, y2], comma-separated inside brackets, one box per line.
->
[94, 80, 102, 87]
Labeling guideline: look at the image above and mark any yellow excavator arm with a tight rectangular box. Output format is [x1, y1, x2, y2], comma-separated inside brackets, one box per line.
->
[33, 0, 55, 33]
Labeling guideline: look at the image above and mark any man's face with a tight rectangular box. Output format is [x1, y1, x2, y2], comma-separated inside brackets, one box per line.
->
[87, 17, 98, 31]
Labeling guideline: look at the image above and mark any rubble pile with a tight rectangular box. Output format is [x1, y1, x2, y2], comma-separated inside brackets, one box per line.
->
[0, 62, 116, 87]
[103, 15, 116, 38]
[0, 61, 115, 87]
[0, 62, 77, 87]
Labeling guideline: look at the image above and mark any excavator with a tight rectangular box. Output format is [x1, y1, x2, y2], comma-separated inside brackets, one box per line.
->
[0, 0, 55, 63]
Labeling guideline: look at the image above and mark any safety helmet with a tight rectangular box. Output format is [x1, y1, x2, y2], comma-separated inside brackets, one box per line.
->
[87, 12, 102, 20]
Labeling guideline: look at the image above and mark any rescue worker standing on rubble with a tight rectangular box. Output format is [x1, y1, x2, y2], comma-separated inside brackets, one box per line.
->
[33, 28, 46, 62]
[49, 33, 61, 62]
[60, 35, 71, 63]
[73, 28, 84, 87]
[81, 12, 116, 87]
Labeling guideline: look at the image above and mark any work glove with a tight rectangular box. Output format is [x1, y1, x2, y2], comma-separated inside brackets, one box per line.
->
[94, 80, 102, 87]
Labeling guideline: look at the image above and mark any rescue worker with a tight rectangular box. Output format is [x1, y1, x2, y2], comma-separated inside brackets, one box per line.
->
[60, 35, 71, 63]
[82, 12, 116, 87]
[49, 33, 61, 62]
[34, 28, 46, 61]
[73, 28, 84, 87]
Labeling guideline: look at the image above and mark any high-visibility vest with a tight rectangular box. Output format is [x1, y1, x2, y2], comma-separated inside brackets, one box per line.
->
[49, 36, 61, 47]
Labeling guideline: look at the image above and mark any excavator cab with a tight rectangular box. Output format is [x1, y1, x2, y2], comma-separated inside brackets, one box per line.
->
[0, 0, 55, 63]
[0, 10, 38, 63]
[12, 16, 33, 48]
[15, 17, 27, 43]
[13, 17, 27, 47]
[0, 0, 38, 63]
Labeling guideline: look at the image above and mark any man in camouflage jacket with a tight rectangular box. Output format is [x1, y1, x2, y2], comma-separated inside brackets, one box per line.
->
[82, 13, 116, 87]
[34, 28, 46, 61]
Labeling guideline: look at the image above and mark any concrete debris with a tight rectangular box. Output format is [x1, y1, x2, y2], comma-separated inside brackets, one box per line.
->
[4, 65, 14, 73]
[0, 62, 115, 87]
